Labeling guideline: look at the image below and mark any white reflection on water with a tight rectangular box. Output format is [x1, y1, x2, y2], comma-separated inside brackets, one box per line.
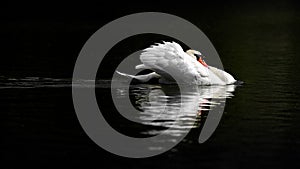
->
[117, 84, 236, 138]
[0, 77, 237, 150]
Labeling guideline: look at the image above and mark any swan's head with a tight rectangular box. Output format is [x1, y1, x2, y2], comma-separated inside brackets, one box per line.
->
[186, 49, 208, 67]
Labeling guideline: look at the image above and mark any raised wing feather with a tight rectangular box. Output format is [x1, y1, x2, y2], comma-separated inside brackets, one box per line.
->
[140, 42, 209, 84]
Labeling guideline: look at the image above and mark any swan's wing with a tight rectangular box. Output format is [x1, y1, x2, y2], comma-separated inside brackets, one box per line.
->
[116, 71, 160, 82]
[140, 42, 209, 84]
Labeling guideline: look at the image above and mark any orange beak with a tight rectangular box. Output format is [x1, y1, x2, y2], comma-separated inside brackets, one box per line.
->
[198, 57, 208, 67]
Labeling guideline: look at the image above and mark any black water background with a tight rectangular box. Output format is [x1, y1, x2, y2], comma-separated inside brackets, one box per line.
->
[1, 1, 300, 168]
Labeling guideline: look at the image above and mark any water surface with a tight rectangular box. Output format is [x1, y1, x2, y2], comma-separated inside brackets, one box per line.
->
[2, 1, 300, 168]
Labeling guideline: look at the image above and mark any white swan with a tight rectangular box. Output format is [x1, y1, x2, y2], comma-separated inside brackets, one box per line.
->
[117, 41, 236, 85]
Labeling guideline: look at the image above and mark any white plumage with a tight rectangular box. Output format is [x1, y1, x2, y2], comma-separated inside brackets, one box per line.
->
[117, 41, 236, 85]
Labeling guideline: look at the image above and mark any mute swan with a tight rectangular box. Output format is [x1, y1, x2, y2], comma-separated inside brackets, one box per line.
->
[117, 41, 237, 85]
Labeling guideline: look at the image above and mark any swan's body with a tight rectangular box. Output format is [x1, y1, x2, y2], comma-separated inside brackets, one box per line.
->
[117, 42, 236, 85]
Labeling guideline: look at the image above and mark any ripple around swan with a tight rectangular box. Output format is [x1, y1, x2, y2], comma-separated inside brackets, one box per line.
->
[0, 76, 237, 148]
[0, 77, 112, 89]
[114, 83, 237, 138]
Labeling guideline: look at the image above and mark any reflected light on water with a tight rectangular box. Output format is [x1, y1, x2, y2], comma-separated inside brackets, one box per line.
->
[113, 83, 237, 146]
[0, 76, 237, 151]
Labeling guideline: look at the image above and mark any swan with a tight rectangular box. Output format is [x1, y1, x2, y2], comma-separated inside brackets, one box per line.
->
[116, 41, 237, 85]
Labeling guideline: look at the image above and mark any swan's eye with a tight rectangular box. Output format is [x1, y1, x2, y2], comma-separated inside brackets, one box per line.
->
[194, 53, 201, 60]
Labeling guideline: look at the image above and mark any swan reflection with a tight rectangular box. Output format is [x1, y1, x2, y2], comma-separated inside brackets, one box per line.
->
[128, 84, 236, 137]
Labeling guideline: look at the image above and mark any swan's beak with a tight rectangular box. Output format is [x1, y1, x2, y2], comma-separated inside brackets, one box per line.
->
[198, 57, 208, 67]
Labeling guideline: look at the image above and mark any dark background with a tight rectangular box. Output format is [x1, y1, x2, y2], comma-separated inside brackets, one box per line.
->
[1, 1, 300, 168]
[3, 1, 299, 78]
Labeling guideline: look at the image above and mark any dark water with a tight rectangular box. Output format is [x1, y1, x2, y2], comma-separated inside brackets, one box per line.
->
[2, 1, 300, 169]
